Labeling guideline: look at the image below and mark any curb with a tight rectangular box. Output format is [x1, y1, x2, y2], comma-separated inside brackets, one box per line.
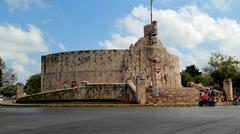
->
[0, 102, 199, 108]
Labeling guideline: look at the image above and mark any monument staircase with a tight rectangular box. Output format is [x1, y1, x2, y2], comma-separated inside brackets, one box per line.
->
[146, 87, 199, 105]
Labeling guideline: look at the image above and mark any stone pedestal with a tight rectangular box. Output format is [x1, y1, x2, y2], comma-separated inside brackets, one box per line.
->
[223, 79, 233, 101]
[136, 76, 146, 104]
[16, 83, 24, 99]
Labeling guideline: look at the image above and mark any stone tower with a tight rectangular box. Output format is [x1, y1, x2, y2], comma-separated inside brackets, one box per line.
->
[123, 21, 181, 89]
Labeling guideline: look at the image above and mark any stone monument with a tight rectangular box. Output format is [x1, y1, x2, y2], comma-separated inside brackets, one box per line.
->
[17, 1, 199, 105]
[223, 79, 233, 101]
[16, 83, 24, 99]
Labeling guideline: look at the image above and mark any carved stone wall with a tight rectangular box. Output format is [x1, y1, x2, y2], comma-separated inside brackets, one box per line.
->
[122, 21, 181, 89]
[18, 83, 137, 103]
[41, 50, 127, 92]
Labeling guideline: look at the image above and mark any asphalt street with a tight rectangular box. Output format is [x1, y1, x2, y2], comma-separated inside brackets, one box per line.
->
[1, 106, 240, 134]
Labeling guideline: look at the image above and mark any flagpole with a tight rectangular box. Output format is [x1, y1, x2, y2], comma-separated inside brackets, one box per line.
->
[151, 0, 153, 23]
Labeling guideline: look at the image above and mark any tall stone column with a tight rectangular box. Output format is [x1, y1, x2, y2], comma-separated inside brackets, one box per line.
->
[223, 79, 233, 101]
[136, 76, 146, 104]
[16, 83, 24, 99]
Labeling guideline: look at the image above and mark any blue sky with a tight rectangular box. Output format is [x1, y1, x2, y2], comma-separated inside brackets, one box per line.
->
[0, 0, 240, 83]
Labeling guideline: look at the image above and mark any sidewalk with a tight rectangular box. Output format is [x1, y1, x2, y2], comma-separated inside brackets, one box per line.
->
[0, 102, 199, 107]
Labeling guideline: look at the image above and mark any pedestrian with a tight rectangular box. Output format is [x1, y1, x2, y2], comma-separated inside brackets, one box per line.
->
[71, 81, 74, 88]
[64, 80, 69, 89]
[70, 81, 78, 88]
[201, 90, 209, 106]
[199, 90, 204, 106]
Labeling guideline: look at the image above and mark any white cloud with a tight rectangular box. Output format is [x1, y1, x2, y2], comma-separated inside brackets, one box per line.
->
[99, 33, 138, 49]
[166, 46, 210, 70]
[4, 0, 47, 11]
[11, 62, 31, 82]
[99, 4, 240, 69]
[0, 24, 48, 53]
[0, 24, 48, 82]
[58, 42, 66, 50]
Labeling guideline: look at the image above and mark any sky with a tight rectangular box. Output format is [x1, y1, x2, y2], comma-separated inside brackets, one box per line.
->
[0, 0, 240, 83]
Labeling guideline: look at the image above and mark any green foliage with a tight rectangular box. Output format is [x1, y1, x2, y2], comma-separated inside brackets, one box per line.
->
[230, 73, 240, 93]
[24, 74, 41, 95]
[197, 73, 214, 87]
[204, 53, 240, 78]
[181, 72, 193, 87]
[0, 85, 16, 97]
[204, 53, 240, 90]
[181, 65, 202, 87]
[184, 65, 202, 77]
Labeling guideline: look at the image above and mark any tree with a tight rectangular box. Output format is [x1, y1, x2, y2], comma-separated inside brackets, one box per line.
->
[0, 57, 16, 96]
[0, 57, 5, 87]
[181, 72, 193, 87]
[0, 84, 16, 97]
[181, 65, 202, 87]
[2, 68, 16, 85]
[184, 65, 202, 77]
[232, 74, 240, 93]
[0, 57, 16, 87]
[204, 53, 240, 90]
[197, 73, 215, 87]
[24, 74, 41, 95]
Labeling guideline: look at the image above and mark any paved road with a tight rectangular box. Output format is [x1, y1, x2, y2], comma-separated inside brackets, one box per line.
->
[1, 106, 240, 134]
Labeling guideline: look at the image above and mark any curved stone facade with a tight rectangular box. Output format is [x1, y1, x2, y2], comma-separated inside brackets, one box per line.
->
[41, 50, 127, 92]
[41, 21, 181, 93]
